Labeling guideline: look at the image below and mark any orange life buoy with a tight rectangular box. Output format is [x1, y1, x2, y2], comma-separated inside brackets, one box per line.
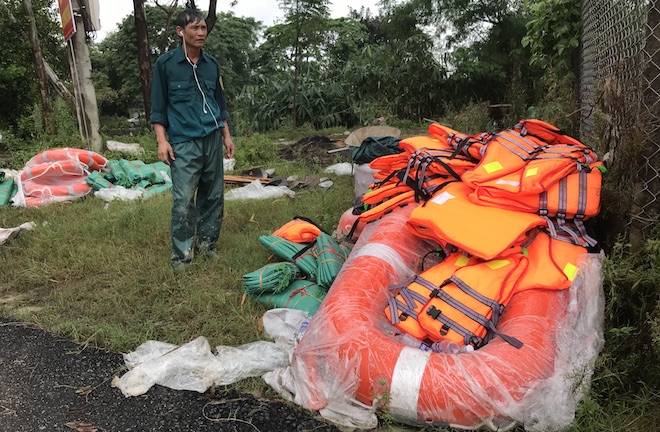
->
[28, 148, 108, 172]
[20, 160, 88, 181]
[291, 205, 572, 428]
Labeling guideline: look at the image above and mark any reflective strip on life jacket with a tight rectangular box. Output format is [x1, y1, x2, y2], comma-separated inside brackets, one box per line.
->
[406, 181, 546, 260]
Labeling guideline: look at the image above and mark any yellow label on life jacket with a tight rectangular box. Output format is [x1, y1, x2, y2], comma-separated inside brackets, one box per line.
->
[525, 167, 539, 177]
[563, 262, 578, 281]
[455, 255, 470, 267]
[483, 161, 504, 174]
[486, 259, 510, 270]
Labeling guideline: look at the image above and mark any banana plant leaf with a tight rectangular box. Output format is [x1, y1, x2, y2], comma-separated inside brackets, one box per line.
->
[252, 279, 326, 316]
[243, 262, 301, 294]
[258, 235, 317, 279]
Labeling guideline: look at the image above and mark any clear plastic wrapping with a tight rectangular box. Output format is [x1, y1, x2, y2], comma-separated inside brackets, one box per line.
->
[277, 205, 604, 430]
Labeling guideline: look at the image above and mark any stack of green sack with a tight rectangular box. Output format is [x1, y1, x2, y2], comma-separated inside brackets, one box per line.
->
[0, 172, 18, 207]
[244, 229, 352, 316]
[85, 159, 172, 198]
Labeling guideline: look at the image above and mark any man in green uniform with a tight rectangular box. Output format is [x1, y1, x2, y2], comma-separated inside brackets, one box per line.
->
[151, 8, 235, 269]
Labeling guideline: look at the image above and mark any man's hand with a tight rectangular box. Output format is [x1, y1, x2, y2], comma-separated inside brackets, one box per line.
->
[158, 140, 175, 165]
[224, 136, 235, 159]
[154, 123, 175, 165]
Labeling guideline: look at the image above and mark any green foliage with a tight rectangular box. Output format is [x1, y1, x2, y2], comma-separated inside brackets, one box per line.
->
[438, 102, 494, 134]
[532, 70, 579, 133]
[522, 0, 581, 79]
[595, 235, 660, 399]
[0, 0, 69, 129]
[233, 133, 278, 168]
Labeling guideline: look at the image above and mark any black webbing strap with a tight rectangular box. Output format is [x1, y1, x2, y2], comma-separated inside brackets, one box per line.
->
[291, 239, 317, 261]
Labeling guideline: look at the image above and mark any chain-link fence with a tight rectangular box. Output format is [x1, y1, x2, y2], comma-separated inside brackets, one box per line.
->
[580, 0, 659, 245]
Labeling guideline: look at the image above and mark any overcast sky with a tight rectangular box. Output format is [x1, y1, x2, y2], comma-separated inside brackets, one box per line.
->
[93, 0, 378, 42]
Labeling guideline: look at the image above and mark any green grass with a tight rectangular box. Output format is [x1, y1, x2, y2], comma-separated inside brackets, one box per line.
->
[1, 129, 659, 431]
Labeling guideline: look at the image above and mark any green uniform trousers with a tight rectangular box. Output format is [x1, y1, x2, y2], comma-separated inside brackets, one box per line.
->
[170, 129, 224, 264]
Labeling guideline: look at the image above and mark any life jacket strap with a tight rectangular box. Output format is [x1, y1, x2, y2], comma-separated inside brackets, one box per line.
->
[416, 275, 523, 349]
[425, 304, 482, 346]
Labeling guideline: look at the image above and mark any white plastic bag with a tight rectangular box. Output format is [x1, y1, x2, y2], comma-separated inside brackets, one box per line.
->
[225, 179, 295, 201]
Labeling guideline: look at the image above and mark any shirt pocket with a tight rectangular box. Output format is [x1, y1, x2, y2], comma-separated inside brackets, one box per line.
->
[203, 79, 217, 97]
[169, 80, 192, 103]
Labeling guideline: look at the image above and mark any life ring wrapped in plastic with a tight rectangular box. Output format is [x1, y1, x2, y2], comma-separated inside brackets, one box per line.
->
[12, 148, 108, 207]
[278, 205, 604, 430]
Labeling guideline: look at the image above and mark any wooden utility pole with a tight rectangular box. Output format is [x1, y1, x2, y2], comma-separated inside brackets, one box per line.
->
[22, 0, 55, 134]
[70, 0, 103, 152]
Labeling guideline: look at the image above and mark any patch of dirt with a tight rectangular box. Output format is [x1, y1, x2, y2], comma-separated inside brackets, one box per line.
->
[0, 318, 340, 432]
[279, 135, 352, 165]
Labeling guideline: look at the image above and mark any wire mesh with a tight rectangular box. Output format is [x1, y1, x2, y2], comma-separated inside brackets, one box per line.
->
[580, 0, 659, 241]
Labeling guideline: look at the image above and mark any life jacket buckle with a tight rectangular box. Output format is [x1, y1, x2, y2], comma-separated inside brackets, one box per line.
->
[426, 305, 441, 320]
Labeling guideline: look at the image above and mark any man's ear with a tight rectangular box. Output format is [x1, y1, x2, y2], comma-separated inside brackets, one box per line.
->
[176, 26, 183, 37]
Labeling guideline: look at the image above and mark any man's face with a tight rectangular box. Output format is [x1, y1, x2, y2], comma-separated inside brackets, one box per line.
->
[179, 19, 207, 49]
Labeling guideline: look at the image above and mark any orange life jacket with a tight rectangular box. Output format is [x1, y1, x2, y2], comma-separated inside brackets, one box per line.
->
[516, 229, 587, 292]
[427, 123, 488, 160]
[385, 251, 526, 349]
[272, 217, 323, 243]
[468, 162, 603, 220]
[385, 252, 478, 341]
[406, 181, 546, 260]
[461, 127, 598, 194]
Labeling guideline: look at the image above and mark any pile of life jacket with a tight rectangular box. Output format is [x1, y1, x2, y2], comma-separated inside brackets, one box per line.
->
[349, 119, 604, 351]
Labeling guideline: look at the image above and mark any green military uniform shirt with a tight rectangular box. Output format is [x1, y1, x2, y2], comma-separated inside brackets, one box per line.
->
[151, 45, 230, 144]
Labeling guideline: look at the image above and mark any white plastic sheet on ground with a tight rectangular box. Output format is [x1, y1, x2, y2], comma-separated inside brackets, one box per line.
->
[94, 185, 145, 202]
[269, 207, 605, 431]
[324, 163, 354, 175]
[0, 222, 36, 246]
[114, 308, 310, 397]
[224, 179, 295, 201]
[106, 140, 144, 155]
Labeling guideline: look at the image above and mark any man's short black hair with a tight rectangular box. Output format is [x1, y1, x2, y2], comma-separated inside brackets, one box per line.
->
[176, 8, 205, 30]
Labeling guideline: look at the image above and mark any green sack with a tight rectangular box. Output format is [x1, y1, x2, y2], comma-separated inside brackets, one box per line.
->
[0, 176, 15, 206]
[107, 160, 131, 188]
[258, 235, 318, 279]
[143, 183, 172, 198]
[119, 159, 143, 185]
[133, 160, 169, 185]
[253, 279, 326, 316]
[243, 262, 301, 294]
[85, 170, 113, 191]
[313, 233, 349, 289]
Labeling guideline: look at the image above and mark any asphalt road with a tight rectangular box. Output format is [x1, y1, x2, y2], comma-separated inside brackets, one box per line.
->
[0, 318, 339, 432]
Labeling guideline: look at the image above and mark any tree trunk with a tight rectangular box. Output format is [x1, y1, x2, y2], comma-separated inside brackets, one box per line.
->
[206, 0, 217, 34]
[23, 0, 55, 134]
[133, 0, 152, 127]
[71, 0, 103, 152]
[44, 61, 75, 107]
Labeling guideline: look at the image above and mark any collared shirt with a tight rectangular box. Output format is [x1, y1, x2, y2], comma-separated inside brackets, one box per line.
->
[151, 45, 230, 144]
